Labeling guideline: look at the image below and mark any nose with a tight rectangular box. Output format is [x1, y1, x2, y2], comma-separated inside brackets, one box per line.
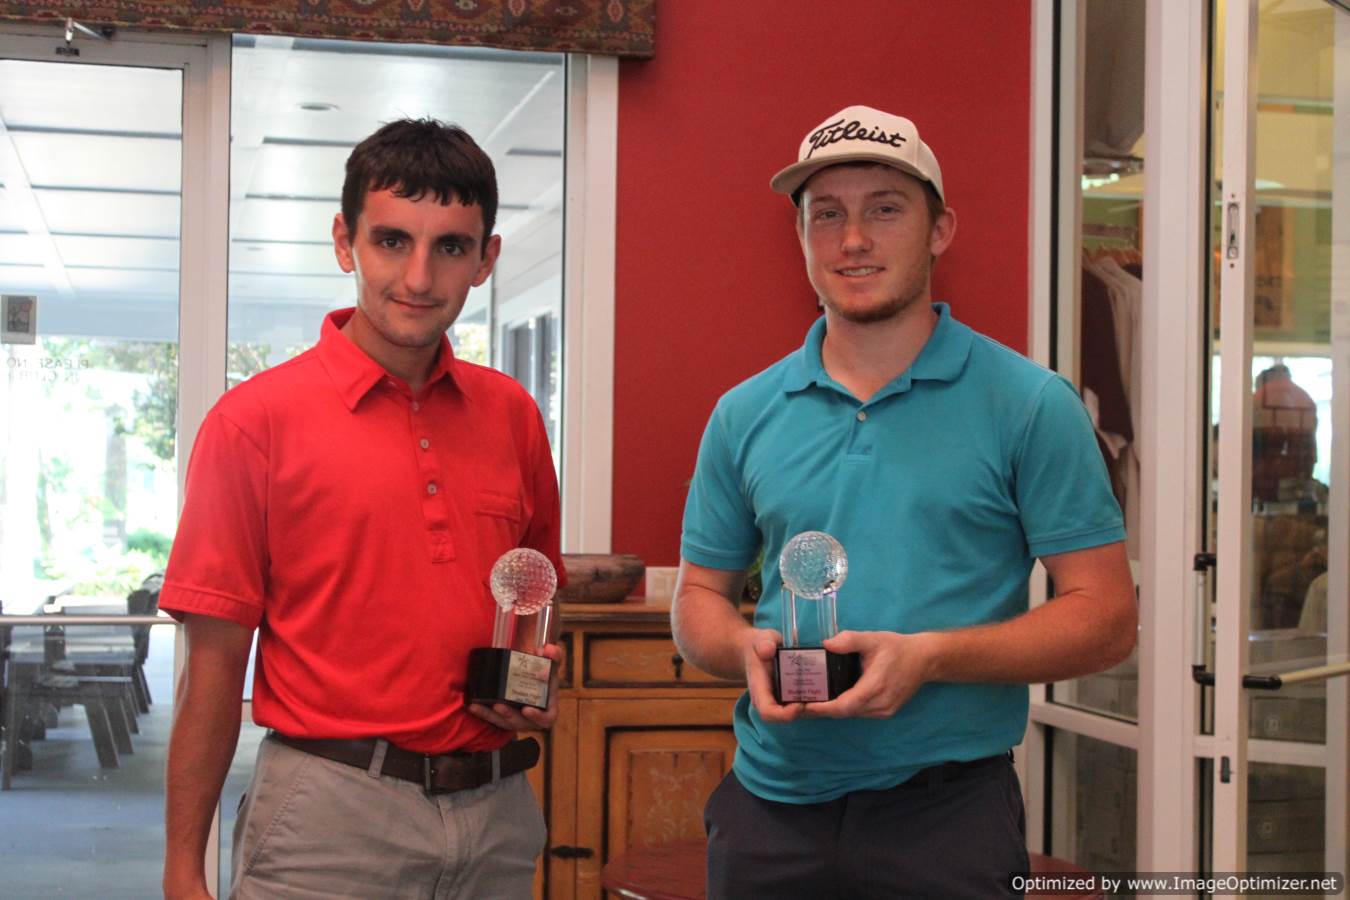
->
[403, 245, 433, 296]
[841, 219, 871, 253]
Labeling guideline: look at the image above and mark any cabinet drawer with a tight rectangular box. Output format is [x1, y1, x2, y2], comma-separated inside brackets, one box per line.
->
[584, 634, 740, 687]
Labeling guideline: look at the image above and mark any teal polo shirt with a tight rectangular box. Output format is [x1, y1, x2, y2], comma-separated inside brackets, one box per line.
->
[681, 303, 1125, 804]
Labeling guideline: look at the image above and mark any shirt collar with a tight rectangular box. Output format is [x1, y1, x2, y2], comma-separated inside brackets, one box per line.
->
[317, 308, 460, 411]
[782, 302, 972, 394]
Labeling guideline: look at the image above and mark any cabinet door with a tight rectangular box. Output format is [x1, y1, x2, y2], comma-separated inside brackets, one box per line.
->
[572, 698, 738, 898]
[524, 697, 575, 900]
[521, 726, 548, 900]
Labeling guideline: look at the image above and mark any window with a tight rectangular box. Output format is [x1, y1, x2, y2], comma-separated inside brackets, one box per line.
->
[1, 26, 614, 895]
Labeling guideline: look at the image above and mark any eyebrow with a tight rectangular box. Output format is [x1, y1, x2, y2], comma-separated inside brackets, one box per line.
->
[806, 188, 912, 207]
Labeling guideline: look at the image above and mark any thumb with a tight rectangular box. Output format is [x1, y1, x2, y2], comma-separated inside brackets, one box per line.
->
[753, 629, 782, 660]
[822, 630, 867, 654]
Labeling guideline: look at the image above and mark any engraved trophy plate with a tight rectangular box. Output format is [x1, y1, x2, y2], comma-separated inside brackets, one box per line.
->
[773, 531, 860, 703]
[467, 548, 557, 709]
[776, 647, 830, 702]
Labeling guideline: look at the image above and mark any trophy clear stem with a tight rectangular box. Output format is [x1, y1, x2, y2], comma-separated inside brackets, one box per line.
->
[533, 604, 554, 654]
[783, 590, 800, 649]
[818, 589, 839, 640]
[491, 610, 517, 649]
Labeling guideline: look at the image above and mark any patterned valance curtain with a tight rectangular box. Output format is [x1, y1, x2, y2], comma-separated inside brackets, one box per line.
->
[0, 0, 655, 57]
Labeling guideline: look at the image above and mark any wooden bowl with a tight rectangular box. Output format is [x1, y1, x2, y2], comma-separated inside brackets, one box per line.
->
[557, 554, 645, 603]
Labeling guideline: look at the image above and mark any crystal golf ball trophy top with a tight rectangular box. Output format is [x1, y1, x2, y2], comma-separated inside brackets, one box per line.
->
[467, 548, 557, 709]
[774, 531, 861, 703]
[779, 531, 849, 602]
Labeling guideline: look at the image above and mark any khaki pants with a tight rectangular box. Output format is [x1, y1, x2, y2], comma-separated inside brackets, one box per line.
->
[230, 735, 545, 899]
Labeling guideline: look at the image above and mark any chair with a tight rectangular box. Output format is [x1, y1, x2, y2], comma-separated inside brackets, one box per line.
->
[125, 573, 163, 712]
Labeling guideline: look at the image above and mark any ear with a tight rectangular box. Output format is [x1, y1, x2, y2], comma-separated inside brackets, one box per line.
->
[795, 208, 806, 249]
[929, 207, 957, 258]
[332, 213, 355, 273]
[472, 233, 502, 287]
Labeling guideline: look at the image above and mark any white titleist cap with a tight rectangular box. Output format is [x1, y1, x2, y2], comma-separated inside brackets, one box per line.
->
[769, 105, 944, 204]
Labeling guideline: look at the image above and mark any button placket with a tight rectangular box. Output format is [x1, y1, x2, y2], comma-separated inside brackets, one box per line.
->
[410, 395, 452, 559]
[846, 403, 873, 458]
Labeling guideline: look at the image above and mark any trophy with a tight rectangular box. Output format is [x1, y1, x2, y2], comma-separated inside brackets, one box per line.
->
[773, 531, 861, 703]
[467, 548, 557, 709]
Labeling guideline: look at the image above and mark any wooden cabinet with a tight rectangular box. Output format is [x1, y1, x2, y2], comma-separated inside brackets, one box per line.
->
[527, 601, 745, 900]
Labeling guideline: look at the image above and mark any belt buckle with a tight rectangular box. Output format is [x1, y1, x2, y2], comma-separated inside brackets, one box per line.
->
[421, 750, 497, 795]
[422, 756, 443, 796]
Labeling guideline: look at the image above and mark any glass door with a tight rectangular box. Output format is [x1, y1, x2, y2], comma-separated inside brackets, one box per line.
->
[1027, 0, 1147, 873]
[1208, 0, 1349, 878]
[0, 25, 207, 897]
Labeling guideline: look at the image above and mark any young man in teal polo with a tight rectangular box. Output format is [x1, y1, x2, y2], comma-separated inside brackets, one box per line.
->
[672, 105, 1137, 898]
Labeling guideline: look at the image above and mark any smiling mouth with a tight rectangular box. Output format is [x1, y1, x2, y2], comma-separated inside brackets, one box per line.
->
[837, 266, 883, 277]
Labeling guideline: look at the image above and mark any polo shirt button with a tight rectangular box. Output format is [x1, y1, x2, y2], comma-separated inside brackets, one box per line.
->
[427, 482, 437, 495]
[856, 411, 867, 422]
[411, 401, 421, 412]
[420, 438, 430, 450]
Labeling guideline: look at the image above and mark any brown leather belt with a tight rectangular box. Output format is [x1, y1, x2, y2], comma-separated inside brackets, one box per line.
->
[270, 732, 540, 795]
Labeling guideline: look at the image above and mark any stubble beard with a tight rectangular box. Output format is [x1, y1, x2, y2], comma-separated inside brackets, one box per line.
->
[821, 268, 930, 325]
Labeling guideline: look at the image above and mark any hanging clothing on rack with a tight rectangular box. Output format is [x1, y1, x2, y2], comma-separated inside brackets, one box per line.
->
[1074, 255, 1139, 564]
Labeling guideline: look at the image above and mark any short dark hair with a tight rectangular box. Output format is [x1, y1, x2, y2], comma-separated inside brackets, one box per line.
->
[341, 118, 498, 249]
[792, 162, 945, 225]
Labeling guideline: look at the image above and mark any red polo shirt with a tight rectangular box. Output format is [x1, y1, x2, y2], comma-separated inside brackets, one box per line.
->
[160, 308, 564, 753]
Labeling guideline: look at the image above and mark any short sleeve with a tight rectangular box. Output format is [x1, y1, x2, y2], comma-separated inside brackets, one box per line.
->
[680, 404, 761, 570]
[158, 408, 269, 629]
[1014, 375, 1127, 558]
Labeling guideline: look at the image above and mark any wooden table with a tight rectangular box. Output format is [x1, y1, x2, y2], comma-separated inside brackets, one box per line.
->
[600, 839, 1105, 900]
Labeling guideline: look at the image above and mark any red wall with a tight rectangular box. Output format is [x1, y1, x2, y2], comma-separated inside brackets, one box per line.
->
[612, 1, 1033, 567]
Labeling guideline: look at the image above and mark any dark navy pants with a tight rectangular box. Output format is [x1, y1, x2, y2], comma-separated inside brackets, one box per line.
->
[704, 755, 1029, 899]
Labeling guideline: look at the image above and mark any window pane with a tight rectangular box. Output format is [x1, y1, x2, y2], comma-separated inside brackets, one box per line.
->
[1, 619, 179, 896]
[1052, 0, 1144, 723]
[1207, 0, 1348, 878]
[1241, 1, 1340, 755]
[1209, 0, 1343, 750]
[1248, 763, 1325, 875]
[0, 59, 181, 613]
[1050, 729, 1138, 876]
[1, 56, 182, 896]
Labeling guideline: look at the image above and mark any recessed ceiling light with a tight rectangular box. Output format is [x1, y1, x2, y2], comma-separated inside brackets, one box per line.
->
[298, 102, 339, 112]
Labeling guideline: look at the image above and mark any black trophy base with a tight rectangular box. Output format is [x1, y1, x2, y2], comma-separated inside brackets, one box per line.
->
[773, 647, 861, 704]
[467, 647, 552, 710]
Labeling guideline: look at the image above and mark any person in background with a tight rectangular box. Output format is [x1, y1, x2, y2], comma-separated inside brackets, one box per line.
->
[1251, 363, 1324, 508]
[1250, 363, 1328, 630]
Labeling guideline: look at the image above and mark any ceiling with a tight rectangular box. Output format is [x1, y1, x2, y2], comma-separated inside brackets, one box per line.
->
[0, 34, 565, 349]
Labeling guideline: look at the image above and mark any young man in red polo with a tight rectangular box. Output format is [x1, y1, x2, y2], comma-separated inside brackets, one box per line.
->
[161, 119, 564, 899]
